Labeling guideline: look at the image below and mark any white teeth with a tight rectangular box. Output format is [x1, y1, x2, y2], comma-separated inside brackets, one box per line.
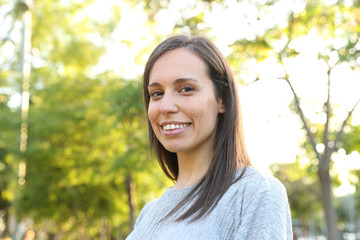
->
[163, 123, 190, 130]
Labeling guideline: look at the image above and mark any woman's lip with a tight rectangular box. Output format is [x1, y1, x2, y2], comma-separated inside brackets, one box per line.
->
[160, 121, 191, 127]
[160, 123, 191, 136]
[161, 122, 191, 130]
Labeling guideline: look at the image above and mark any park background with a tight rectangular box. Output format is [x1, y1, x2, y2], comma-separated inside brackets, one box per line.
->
[1, 0, 360, 239]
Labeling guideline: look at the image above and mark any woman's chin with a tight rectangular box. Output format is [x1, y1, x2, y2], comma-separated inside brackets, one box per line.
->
[162, 144, 186, 154]
[163, 146, 179, 153]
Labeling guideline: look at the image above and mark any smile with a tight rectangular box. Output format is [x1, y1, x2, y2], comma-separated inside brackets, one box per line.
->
[162, 123, 191, 131]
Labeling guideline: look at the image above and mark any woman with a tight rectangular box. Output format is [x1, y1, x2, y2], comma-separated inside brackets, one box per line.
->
[126, 35, 293, 240]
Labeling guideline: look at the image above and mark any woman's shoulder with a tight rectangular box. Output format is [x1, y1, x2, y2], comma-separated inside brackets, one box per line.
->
[141, 197, 159, 212]
[133, 198, 159, 226]
[134, 185, 190, 225]
[227, 168, 293, 239]
[237, 166, 285, 186]
[233, 166, 288, 200]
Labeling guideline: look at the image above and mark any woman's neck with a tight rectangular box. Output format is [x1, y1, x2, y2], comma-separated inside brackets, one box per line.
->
[172, 149, 213, 189]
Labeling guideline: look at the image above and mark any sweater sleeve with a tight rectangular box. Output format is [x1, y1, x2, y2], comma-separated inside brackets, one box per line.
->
[235, 174, 293, 240]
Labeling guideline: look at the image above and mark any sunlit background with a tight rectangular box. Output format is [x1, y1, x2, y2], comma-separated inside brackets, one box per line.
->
[1, 0, 360, 239]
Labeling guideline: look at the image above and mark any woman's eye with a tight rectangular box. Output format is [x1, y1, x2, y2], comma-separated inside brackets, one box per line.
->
[150, 91, 163, 98]
[179, 86, 194, 93]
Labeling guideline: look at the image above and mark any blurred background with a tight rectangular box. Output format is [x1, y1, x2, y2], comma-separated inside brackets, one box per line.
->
[0, 0, 360, 239]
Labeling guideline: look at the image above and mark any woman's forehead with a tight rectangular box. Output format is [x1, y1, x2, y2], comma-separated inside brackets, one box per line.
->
[149, 48, 209, 83]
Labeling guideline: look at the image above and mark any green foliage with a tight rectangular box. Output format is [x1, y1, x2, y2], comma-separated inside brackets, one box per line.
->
[14, 74, 168, 237]
[174, 13, 210, 36]
[0, 103, 18, 209]
[349, 168, 360, 219]
[0, 77, 20, 238]
[342, 125, 360, 153]
[1, 0, 169, 238]
[270, 159, 321, 220]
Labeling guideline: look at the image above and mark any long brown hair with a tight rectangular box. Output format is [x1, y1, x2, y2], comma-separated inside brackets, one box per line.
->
[143, 35, 251, 222]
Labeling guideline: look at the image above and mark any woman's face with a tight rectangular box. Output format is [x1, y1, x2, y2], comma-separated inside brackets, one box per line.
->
[147, 48, 225, 155]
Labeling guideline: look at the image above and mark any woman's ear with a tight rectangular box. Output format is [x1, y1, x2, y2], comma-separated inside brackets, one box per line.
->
[218, 99, 226, 114]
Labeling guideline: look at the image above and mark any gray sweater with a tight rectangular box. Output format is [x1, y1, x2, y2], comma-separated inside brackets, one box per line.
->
[126, 167, 293, 240]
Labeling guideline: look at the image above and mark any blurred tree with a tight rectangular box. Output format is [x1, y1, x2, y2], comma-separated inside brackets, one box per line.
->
[270, 159, 322, 236]
[342, 125, 360, 153]
[18, 75, 165, 238]
[227, 1, 360, 239]
[1, 0, 26, 238]
[0, 94, 19, 238]
[1, 0, 169, 238]
[346, 125, 360, 227]
[349, 166, 360, 226]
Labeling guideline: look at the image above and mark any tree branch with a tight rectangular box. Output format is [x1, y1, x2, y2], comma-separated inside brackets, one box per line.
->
[323, 68, 331, 164]
[283, 11, 294, 51]
[0, 17, 16, 47]
[245, 74, 325, 162]
[333, 97, 360, 151]
[283, 77, 322, 161]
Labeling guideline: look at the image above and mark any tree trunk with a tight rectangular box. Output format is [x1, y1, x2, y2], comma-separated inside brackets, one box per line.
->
[100, 217, 108, 240]
[125, 171, 136, 231]
[3, 207, 10, 238]
[318, 156, 340, 240]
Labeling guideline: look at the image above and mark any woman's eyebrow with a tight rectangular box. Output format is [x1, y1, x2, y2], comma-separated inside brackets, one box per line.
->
[174, 77, 198, 84]
[148, 82, 161, 88]
[148, 77, 198, 88]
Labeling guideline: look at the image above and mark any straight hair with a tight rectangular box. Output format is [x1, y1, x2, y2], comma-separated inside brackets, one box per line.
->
[143, 35, 251, 222]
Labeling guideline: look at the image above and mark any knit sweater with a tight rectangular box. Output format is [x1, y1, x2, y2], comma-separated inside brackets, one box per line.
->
[126, 167, 293, 240]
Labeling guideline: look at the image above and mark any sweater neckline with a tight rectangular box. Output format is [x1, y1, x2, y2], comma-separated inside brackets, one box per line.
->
[167, 184, 196, 193]
[165, 167, 253, 194]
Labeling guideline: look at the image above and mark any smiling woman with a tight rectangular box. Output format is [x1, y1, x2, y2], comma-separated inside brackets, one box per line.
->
[147, 48, 225, 157]
[126, 35, 293, 240]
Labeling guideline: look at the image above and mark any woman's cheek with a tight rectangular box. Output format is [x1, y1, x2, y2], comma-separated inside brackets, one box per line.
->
[147, 104, 158, 126]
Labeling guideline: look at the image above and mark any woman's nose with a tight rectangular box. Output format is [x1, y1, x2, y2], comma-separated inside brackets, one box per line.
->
[160, 92, 178, 114]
